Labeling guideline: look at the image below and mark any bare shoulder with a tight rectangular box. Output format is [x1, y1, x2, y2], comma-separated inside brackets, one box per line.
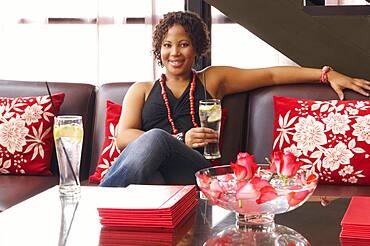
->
[197, 66, 234, 99]
[130, 81, 154, 91]
[126, 81, 155, 99]
[198, 66, 238, 84]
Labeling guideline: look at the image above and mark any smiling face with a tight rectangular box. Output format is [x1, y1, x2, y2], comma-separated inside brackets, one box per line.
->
[160, 24, 196, 78]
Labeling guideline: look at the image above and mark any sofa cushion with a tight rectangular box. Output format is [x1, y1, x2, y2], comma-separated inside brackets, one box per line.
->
[244, 84, 370, 164]
[0, 80, 96, 211]
[89, 83, 133, 179]
[89, 100, 122, 184]
[0, 80, 96, 180]
[0, 93, 65, 175]
[273, 96, 370, 185]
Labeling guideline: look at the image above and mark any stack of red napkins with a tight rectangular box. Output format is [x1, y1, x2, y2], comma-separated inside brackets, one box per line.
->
[340, 196, 370, 246]
[97, 185, 198, 229]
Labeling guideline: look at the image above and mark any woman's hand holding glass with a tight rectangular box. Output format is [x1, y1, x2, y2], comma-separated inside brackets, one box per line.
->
[184, 127, 218, 149]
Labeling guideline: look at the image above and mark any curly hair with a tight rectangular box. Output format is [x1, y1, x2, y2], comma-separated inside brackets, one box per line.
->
[152, 11, 211, 67]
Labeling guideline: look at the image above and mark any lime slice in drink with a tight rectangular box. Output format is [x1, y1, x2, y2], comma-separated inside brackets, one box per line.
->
[208, 110, 221, 123]
[54, 124, 83, 143]
[199, 104, 215, 112]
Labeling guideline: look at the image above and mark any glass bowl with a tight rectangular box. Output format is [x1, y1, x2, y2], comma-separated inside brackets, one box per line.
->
[195, 165, 318, 231]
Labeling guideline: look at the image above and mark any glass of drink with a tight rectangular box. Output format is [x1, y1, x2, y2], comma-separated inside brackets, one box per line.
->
[53, 115, 83, 196]
[199, 99, 222, 159]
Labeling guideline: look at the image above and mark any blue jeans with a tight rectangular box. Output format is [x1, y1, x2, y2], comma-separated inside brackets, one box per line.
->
[99, 128, 210, 187]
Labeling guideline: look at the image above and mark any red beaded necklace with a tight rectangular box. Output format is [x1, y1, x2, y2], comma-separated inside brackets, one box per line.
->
[160, 71, 198, 134]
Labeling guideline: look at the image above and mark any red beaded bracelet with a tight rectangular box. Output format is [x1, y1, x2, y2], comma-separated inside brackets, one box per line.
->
[320, 66, 333, 84]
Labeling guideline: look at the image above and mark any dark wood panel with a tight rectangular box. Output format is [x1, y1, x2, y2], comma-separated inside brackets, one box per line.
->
[303, 5, 370, 16]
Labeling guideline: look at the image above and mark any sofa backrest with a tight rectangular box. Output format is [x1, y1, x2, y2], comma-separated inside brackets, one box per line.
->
[245, 83, 369, 163]
[219, 92, 249, 164]
[90, 82, 134, 176]
[92, 82, 370, 173]
[0, 80, 96, 179]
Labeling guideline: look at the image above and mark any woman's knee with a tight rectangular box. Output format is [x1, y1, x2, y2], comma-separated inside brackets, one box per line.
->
[142, 128, 172, 142]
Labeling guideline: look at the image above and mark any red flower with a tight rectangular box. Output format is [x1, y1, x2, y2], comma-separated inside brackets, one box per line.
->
[199, 178, 225, 205]
[306, 173, 318, 184]
[209, 179, 224, 199]
[230, 152, 258, 180]
[236, 177, 278, 204]
[287, 190, 310, 206]
[298, 172, 318, 186]
[270, 151, 303, 178]
[235, 182, 259, 200]
[256, 185, 278, 204]
[197, 173, 211, 188]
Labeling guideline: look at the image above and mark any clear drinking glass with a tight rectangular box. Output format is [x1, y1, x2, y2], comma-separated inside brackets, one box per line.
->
[199, 99, 222, 159]
[53, 115, 83, 196]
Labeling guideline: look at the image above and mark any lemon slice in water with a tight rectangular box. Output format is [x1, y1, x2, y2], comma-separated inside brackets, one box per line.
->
[199, 104, 215, 112]
[54, 124, 83, 143]
[208, 110, 221, 123]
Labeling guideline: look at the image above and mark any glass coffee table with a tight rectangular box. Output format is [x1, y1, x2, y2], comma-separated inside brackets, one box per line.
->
[0, 185, 350, 245]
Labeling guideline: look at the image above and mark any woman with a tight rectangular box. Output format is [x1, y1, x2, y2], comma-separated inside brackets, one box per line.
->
[100, 11, 370, 187]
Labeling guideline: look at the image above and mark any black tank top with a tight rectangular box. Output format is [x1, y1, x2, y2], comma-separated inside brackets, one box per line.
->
[141, 75, 212, 134]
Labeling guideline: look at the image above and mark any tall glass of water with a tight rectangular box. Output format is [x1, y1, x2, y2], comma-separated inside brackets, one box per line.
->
[54, 115, 83, 196]
[199, 99, 222, 159]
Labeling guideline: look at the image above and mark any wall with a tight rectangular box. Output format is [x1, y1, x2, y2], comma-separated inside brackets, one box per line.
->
[205, 0, 370, 79]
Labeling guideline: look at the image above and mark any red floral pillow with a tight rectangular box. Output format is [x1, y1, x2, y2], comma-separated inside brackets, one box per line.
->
[0, 93, 65, 175]
[89, 100, 122, 184]
[88, 101, 229, 184]
[273, 96, 370, 185]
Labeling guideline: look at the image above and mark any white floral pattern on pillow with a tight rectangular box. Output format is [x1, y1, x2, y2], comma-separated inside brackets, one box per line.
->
[0, 93, 64, 175]
[97, 122, 120, 179]
[273, 97, 369, 184]
[89, 100, 122, 184]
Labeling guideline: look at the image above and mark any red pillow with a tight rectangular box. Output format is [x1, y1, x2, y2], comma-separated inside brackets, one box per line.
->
[0, 93, 65, 175]
[273, 96, 370, 185]
[89, 101, 229, 184]
[89, 100, 122, 184]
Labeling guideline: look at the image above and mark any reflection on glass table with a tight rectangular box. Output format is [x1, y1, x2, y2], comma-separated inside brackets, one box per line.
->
[99, 210, 196, 246]
[194, 194, 349, 246]
[198, 198, 310, 246]
[0, 186, 353, 246]
[58, 195, 80, 246]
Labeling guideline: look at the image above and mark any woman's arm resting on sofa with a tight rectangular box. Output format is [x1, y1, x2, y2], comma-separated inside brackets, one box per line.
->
[199, 66, 370, 100]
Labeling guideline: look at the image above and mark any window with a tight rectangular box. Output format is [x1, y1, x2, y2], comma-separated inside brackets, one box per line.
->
[0, 0, 184, 85]
[325, 0, 370, 5]
[211, 7, 298, 68]
[0, 1, 304, 85]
